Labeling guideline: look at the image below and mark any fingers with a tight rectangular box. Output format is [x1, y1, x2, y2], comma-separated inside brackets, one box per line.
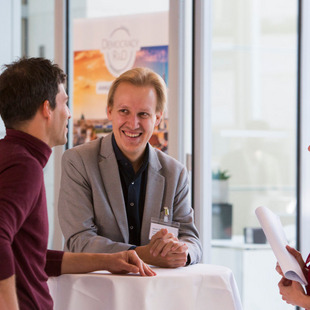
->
[143, 263, 157, 276]
[159, 251, 188, 268]
[144, 246, 188, 268]
[127, 251, 156, 277]
[286, 245, 303, 262]
[160, 241, 178, 257]
[98, 251, 156, 276]
[162, 242, 188, 257]
[275, 262, 284, 276]
[164, 233, 178, 241]
[286, 245, 306, 270]
[150, 234, 174, 256]
[127, 250, 145, 275]
[150, 239, 172, 257]
[150, 238, 186, 257]
[149, 231, 177, 256]
[286, 245, 300, 257]
[147, 229, 189, 267]
[150, 229, 168, 242]
[108, 262, 139, 275]
[278, 277, 292, 289]
[278, 277, 305, 306]
[150, 229, 177, 243]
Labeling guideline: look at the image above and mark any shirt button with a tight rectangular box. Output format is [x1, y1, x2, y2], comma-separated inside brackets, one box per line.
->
[130, 226, 134, 230]
[130, 202, 134, 207]
[131, 182, 134, 185]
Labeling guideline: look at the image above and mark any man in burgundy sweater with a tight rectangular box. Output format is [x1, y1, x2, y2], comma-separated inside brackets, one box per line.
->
[0, 57, 155, 310]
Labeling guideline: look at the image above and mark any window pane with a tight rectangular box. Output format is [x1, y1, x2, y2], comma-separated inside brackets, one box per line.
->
[210, 1, 298, 309]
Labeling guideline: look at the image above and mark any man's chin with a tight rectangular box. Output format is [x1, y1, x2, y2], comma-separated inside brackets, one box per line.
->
[55, 137, 67, 147]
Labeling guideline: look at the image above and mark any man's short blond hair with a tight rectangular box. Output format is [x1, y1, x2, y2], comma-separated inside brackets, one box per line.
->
[107, 67, 167, 113]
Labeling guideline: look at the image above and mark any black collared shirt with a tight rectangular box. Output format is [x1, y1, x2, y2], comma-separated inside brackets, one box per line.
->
[112, 134, 149, 246]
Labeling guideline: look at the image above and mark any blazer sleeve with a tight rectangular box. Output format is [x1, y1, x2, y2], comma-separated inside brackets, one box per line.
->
[58, 147, 133, 254]
[171, 166, 203, 265]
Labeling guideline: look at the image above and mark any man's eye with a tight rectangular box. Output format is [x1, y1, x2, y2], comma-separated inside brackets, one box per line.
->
[140, 112, 149, 118]
[119, 109, 128, 114]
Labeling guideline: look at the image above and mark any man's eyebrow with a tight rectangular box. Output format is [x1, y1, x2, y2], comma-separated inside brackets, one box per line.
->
[117, 104, 130, 109]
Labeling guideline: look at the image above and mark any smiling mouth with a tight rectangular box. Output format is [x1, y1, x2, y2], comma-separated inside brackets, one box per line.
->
[123, 131, 142, 138]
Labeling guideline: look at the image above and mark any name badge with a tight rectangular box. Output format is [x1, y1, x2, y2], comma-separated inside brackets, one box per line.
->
[149, 207, 180, 239]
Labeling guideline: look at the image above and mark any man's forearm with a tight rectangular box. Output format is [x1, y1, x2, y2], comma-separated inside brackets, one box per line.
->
[0, 275, 19, 310]
[61, 252, 105, 274]
[60, 251, 156, 277]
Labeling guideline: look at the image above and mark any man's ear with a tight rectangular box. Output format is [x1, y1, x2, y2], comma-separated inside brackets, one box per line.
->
[107, 105, 113, 120]
[42, 100, 52, 119]
[155, 111, 163, 127]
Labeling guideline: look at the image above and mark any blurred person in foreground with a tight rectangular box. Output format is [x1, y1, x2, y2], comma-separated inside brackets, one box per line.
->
[276, 214, 310, 306]
[0, 58, 155, 310]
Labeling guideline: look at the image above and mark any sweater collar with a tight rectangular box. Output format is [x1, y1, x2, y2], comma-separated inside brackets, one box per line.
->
[4, 129, 52, 168]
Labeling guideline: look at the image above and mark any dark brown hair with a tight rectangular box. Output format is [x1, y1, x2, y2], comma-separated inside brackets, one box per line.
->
[0, 57, 66, 128]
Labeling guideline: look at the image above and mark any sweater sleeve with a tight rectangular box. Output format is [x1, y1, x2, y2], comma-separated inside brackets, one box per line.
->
[0, 157, 42, 280]
[305, 254, 310, 295]
[0, 242, 15, 280]
[45, 250, 64, 277]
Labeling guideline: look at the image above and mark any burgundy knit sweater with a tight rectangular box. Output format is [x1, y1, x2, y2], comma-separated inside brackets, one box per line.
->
[0, 129, 64, 309]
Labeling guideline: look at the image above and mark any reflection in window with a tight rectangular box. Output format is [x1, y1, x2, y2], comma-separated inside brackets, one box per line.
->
[211, 1, 298, 309]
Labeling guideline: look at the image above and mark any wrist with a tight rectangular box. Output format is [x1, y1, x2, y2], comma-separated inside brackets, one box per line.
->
[91, 253, 111, 272]
[135, 246, 151, 264]
[300, 293, 310, 309]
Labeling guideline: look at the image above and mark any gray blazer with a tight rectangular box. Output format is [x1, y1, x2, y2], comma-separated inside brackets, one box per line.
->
[58, 133, 202, 264]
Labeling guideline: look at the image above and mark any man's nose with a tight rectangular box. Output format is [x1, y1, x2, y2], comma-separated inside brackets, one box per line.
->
[128, 114, 139, 128]
[67, 106, 72, 119]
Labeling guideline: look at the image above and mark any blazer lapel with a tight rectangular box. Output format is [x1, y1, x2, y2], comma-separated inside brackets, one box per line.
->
[140, 146, 165, 245]
[99, 134, 129, 243]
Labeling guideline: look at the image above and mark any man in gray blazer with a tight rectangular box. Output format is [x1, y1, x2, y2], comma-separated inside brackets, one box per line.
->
[58, 67, 202, 267]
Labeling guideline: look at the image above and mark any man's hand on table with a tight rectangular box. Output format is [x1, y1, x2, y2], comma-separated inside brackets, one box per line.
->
[61, 251, 156, 277]
[103, 251, 156, 276]
[135, 229, 189, 268]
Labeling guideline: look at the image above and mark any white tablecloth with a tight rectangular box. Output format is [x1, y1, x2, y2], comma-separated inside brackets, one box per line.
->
[48, 264, 243, 310]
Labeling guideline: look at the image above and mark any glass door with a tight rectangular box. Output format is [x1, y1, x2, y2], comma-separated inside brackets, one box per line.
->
[209, 1, 298, 309]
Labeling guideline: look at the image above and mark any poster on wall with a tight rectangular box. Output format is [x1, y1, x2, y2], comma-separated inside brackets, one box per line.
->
[72, 12, 169, 152]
